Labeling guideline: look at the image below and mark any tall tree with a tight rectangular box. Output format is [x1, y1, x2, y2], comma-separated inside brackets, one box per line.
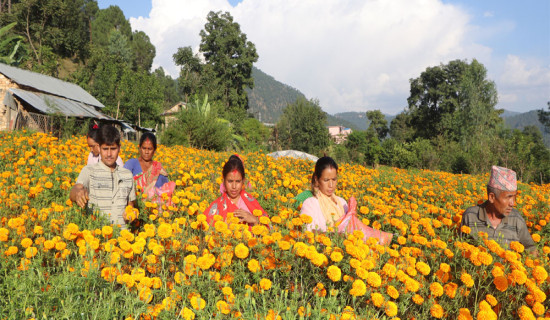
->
[90, 5, 131, 48]
[173, 46, 202, 103]
[406, 59, 500, 142]
[130, 30, 155, 72]
[199, 11, 258, 114]
[275, 98, 330, 155]
[366, 110, 389, 141]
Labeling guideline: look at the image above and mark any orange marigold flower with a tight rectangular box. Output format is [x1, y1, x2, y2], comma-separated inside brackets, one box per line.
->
[457, 308, 472, 320]
[412, 294, 424, 305]
[511, 269, 527, 285]
[517, 305, 535, 320]
[493, 276, 508, 292]
[387, 285, 399, 299]
[532, 266, 548, 284]
[430, 303, 444, 318]
[330, 251, 343, 262]
[510, 241, 524, 253]
[25, 246, 38, 258]
[531, 302, 545, 316]
[461, 272, 474, 288]
[485, 294, 498, 307]
[157, 223, 173, 239]
[416, 261, 431, 276]
[439, 263, 450, 273]
[444, 282, 458, 299]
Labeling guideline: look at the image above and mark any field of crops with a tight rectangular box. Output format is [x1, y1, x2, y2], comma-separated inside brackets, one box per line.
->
[0, 130, 548, 320]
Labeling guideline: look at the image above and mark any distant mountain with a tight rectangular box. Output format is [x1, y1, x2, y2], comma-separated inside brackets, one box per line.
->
[501, 109, 522, 118]
[503, 110, 550, 146]
[333, 111, 395, 131]
[247, 67, 305, 124]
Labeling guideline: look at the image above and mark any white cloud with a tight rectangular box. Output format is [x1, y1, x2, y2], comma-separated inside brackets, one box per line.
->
[130, 0, 547, 115]
[483, 11, 494, 18]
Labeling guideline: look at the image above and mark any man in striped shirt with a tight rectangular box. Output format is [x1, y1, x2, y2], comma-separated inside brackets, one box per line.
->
[460, 166, 536, 255]
[70, 125, 136, 228]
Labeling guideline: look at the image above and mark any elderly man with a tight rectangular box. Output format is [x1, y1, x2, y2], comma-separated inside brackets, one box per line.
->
[70, 125, 136, 228]
[460, 166, 536, 254]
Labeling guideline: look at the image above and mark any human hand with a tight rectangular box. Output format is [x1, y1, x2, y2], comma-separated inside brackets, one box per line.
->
[75, 187, 89, 208]
[233, 209, 259, 225]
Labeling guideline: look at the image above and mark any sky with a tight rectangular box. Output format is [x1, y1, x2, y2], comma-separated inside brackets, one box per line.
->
[97, 0, 550, 115]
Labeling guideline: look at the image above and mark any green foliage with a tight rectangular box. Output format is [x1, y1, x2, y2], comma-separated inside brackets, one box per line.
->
[90, 5, 131, 48]
[130, 31, 155, 72]
[0, 22, 27, 65]
[239, 117, 271, 151]
[344, 131, 368, 164]
[275, 97, 330, 155]
[199, 11, 258, 112]
[366, 110, 389, 141]
[389, 112, 414, 142]
[153, 67, 181, 110]
[537, 101, 550, 133]
[173, 46, 203, 103]
[161, 95, 231, 151]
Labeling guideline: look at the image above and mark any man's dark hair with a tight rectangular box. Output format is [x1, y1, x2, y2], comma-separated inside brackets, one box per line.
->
[96, 125, 121, 146]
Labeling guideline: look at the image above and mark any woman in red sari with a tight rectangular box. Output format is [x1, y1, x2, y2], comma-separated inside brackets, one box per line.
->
[204, 155, 267, 230]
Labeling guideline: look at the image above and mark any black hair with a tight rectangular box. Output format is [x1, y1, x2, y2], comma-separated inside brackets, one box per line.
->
[96, 124, 121, 146]
[311, 156, 338, 191]
[139, 132, 157, 150]
[222, 155, 245, 180]
[87, 124, 99, 141]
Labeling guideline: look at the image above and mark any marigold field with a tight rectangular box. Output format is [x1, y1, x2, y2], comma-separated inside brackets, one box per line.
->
[0, 131, 549, 320]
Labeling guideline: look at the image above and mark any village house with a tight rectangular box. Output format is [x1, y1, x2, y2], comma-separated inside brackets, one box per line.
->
[0, 63, 117, 133]
[328, 125, 352, 144]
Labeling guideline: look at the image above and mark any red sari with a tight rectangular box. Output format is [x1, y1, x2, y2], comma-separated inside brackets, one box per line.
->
[204, 190, 267, 231]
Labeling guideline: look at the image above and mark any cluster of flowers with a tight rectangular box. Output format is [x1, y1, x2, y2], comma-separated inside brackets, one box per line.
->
[0, 131, 548, 319]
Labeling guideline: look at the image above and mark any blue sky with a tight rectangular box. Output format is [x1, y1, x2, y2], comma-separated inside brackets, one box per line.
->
[98, 0, 550, 115]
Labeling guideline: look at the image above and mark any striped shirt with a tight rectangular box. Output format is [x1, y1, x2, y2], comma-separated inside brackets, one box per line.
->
[76, 161, 136, 228]
[460, 201, 535, 251]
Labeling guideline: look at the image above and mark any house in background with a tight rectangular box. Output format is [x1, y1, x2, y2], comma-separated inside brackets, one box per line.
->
[160, 101, 186, 129]
[0, 63, 118, 133]
[328, 125, 352, 144]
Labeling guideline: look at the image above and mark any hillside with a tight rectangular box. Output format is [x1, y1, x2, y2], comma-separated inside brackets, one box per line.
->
[333, 112, 396, 131]
[247, 67, 305, 124]
[504, 110, 550, 146]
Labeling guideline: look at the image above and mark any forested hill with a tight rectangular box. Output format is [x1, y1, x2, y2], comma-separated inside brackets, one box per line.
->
[504, 110, 550, 146]
[246, 67, 305, 123]
[333, 112, 395, 131]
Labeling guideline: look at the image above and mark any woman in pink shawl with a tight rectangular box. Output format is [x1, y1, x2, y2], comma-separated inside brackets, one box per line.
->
[124, 133, 174, 200]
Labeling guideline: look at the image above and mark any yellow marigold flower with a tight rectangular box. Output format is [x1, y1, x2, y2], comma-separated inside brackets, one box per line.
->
[531, 234, 541, 242]
[21, 237, 33, 248]
[102, 226, 113, 238]
[248, 259, 261, 273]
[461, 225, 471, 234]
[430, 303, 444, 319]
[138, 287, 153, 303]
[385, 301, 398, 317]
[157, 223, 173, 239]
[33, 226, 43, 235]
[327, 265, 342, 282]
[25, 246, 38, 258]
[278, 240, 291, 251]
[44, 181, 53, 189]
[330, 251, 343, 262]
[349, 279, 367, 296]
[461, 272, 474, 288]
[234, 243, 249, 259]
[190, 297, 206, 310]
[366, 272, 381, 288]
[491, 266, 504, 277]
[216, 300, 230, 314]
[371, 292, 385, 307]
[511, 269, 527, 285]
[259, 278, 272, 290]
[429, 282, 443, 297]
[43, 167, 53, 175]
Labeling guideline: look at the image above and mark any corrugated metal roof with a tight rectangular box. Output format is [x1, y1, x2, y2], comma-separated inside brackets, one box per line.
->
[9, 88, 112, 119]
[0, 63, 104, 108]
